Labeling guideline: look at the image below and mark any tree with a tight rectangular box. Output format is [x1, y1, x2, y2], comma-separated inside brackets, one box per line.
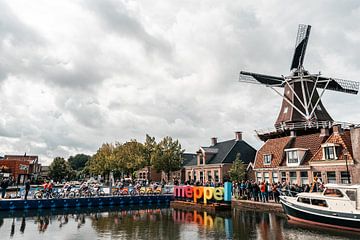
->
[228, 153, 247, 182]
[49, 157, 72, 182]
[120, 140, 147, 177]
[68, 154, 91, 171]
[87, 143, 115, 177]
[144, 134, 157, 166]
[151, 136, 184, 182]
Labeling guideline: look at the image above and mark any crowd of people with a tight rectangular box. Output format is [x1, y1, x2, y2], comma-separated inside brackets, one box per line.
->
[232, 180, 325, 203]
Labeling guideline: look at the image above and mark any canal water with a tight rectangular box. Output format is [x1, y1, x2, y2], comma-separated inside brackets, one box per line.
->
[0, 206, 358, 240]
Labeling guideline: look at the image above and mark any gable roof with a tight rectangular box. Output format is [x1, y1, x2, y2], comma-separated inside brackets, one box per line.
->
[183, 139, 256, 167]
[310, 130, 353, 162]
[182, 153, 197, 166]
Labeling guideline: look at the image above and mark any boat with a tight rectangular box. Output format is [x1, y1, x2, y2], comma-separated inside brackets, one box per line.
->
[280, 184, 360, 232]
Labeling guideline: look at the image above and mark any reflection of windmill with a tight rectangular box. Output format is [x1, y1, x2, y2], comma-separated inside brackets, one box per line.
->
[239, 24, 359, 140]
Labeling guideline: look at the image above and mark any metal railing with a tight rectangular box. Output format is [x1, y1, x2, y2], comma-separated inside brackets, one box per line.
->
[255, 121, 358, 136]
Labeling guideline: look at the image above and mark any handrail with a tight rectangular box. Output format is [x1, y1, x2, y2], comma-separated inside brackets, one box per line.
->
[255, 121, 358, 135]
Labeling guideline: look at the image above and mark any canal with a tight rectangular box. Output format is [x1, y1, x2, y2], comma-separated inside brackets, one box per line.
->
[0, 206, 358, 240]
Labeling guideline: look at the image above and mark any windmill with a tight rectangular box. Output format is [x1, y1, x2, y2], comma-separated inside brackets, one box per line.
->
[239, 24, 359, 139]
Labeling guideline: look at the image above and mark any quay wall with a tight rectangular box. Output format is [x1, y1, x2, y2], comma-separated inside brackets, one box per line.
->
[231, 200, 284, 214]
[170, 201, 231, 214]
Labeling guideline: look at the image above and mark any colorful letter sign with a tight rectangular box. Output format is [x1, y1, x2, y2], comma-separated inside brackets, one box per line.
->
[173, 185, 231, 205]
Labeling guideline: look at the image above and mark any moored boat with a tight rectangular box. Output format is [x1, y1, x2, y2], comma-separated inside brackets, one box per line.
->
[280, 184, 360, 231]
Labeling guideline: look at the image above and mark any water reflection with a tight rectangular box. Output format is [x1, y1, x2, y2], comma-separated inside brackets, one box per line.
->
[0, 207, 359, 239]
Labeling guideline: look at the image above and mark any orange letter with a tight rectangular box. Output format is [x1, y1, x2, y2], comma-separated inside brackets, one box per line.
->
[193, 187, 203, 203]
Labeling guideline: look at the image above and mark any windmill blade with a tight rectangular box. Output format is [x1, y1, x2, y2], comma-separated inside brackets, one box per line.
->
[290, 24, 311, 71]
[313, 76, 359, 94]
[239, 71, 284, 86]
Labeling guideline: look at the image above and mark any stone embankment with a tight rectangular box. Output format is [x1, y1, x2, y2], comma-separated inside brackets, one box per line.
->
[231, 199, 284, 214]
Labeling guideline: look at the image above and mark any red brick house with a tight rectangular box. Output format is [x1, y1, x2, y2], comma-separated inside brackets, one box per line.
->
[0, 154, 41, 183]
[253, 125, 360, 185]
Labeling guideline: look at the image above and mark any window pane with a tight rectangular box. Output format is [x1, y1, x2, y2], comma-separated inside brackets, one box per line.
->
[340, 171, 351, 184]
[298, 197, 311, 204]
[346, 190, 356, 201]
[327, 171, 336, 183]
[311, 199, 328, 207]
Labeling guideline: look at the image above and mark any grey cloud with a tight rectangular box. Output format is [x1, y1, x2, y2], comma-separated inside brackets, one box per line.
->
[83, 0, 173, 60]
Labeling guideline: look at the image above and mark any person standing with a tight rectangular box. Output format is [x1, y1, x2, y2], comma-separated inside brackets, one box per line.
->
[24, 179, 31, 200]
[1, 178, 9, 199]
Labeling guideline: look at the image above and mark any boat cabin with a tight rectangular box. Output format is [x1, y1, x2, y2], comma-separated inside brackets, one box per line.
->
[296, 184, 360, 211]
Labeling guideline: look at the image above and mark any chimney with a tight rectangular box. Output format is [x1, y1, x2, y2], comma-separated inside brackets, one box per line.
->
[333, 124, 342, 135]
[235, 132, 242, 141]
[211, 137, 217, 146]
[320, 128, 330, 137]
[290, 130, 296, 138]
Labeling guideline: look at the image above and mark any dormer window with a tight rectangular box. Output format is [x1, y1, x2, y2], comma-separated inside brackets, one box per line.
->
[287, 151, 298, 164]
[263, 154, 272, 165]
[321, 143, 340, 160]
[284, 148, 308, 166]
[324, 146, 335, 160]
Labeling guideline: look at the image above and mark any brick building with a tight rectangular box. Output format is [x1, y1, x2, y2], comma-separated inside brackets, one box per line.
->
[0, 154, 41, 184]
[183, 132, 256, 184]
[253, 125, 360, 185]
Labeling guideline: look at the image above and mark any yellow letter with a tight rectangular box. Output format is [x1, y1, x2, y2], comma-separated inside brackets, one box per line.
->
[213, 187, 224, 201]
[203, 187, 214, 205]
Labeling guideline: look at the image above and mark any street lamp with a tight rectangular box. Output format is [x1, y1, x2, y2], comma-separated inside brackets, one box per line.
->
[343, 149, 351, 184]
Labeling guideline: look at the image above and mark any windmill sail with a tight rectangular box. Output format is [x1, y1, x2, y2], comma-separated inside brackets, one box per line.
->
[310, 76, 359, 94]
[290, 24, 311, 71]
[239, 71, 283, 86]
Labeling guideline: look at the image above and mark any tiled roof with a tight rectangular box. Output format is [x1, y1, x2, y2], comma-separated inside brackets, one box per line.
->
[254, 136, 292, 169]
[183, 139, 256, 167]
[182, 153, 197, 166]
[207, 139, 256, 165]
[311, 130, 353, 161]
[280, 133, 327, 166]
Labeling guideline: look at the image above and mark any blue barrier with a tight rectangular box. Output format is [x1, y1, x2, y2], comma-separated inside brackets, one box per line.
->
[0, 195, 174, 211]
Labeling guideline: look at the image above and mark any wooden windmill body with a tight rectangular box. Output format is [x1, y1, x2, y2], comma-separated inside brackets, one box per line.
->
[239, 24, 359, 141]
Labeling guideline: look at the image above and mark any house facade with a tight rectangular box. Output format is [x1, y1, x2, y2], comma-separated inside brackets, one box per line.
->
[254, 125, 360, 185]
[0, 154, 41, 183]
[183, 132, 256, 184]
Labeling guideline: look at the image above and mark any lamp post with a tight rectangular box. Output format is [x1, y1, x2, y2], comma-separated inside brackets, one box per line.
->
[343, 149, 351, 184]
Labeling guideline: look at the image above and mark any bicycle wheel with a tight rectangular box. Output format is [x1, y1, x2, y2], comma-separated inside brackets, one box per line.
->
[68, 192, 75, 198]
[98, 190, 105, 196]
[34, 192, 43, 199]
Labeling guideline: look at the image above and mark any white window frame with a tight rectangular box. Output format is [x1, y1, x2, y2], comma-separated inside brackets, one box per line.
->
[263, 154, 272, 165]
[321, 143, 340, 160]
[284, 148, 308, 167]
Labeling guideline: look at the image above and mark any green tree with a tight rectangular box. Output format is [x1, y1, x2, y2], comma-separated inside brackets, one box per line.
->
[151, 136, 184, 182]
[49, 157, 72, 182]
[68, 153, 91, 171]
[88, 143, 115, 177]
[228, 153, 247, 182]
[120, 140, 146, 177]
[144, 134, 157, 166]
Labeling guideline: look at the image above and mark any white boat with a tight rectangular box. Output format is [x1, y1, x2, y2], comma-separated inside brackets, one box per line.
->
[280, 184, 360, 231]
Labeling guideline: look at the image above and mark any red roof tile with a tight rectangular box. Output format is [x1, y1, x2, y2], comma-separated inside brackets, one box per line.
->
[254, 136, 292, 169]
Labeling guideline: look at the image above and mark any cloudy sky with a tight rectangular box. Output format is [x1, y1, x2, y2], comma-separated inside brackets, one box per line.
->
[1, 0, 360, 164]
